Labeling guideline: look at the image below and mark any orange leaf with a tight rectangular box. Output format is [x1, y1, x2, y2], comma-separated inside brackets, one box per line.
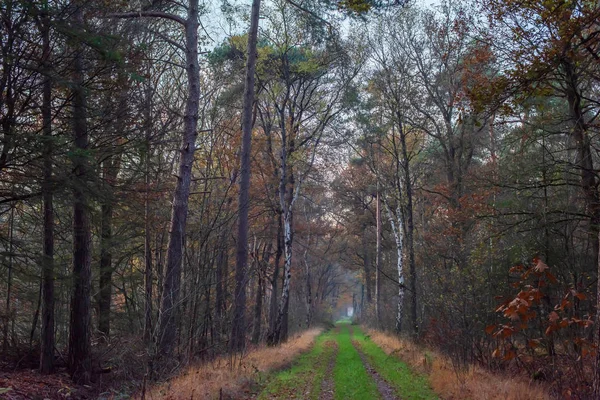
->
[485, 325, 496, 335]
[492, 348, 500, 358]
[549, 311, 559, 322]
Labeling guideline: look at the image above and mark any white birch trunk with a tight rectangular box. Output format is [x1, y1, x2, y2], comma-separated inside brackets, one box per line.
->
[384, 200, 404, 333]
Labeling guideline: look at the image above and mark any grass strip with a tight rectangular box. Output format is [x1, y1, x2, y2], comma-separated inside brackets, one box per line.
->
[353, 326, 438, 400]
[333, 325, 381, 400]
[258, 330, 335, 399]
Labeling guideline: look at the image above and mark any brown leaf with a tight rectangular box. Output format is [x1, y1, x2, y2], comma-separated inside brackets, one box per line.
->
[534, 259, 549, 272]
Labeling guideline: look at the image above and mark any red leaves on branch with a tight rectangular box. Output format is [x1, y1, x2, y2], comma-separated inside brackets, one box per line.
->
[488, 257, 594, 362]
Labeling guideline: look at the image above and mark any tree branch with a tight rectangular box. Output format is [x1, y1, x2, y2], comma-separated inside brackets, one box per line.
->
[104, 11, 186, 26]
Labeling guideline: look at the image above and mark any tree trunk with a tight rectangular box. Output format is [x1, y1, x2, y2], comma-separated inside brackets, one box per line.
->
[564, 59, 600, 398]
[384, 202, 404, 334]
[68, 4, 92, 382]
[269, 206, 293, 345]
[230, 0, 261, 353]
[39, 2, 54, 373]
[269, 215, 283, 334]
[251, 263, 264, 344]
[144, 136, 153, 344]
[397, 114, 418, 337]
[361, 221, 372, 303]
[98, 194, 113, 340]
[98, 90, 124, 341]
[3, 206, 14, 354]
[157, 0, 200, 358]
[375, 190, 382, 328]
[304, 249, 312, 328]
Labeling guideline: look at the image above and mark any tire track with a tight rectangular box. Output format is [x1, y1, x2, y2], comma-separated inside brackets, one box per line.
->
[319, 341, 338, 400]
[350, 332, 400, 400]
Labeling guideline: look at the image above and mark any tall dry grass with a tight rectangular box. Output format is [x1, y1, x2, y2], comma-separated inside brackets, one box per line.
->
[365, 328, 550, 400]
[142, 328, 322, 400]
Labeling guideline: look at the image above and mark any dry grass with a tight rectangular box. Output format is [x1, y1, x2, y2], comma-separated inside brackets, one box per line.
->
[365, 328, 550, 400]
[142, 328, 322, 400]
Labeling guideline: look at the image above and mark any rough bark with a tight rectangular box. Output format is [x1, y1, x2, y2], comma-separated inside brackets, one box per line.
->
[39, 1, 54, 373]
[375, 190, 382, 328]
[251, 261, 264, 344]
[563, 59, 600, 398]
[68, 4, 92, 382]
[396, 112, 417, 336]
[157, 0, 200, 358]
[269, 215, 283, 333]
[3, 206, 14, 354]
[303, 237, 312, 328]
[144, 136, 153, 344]
[98, 87, 124, 341]
[230, 0, 261, 352]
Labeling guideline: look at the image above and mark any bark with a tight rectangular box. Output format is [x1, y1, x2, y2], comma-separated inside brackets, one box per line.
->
[595, 234, 600, 398]
[375, 190, 382, 328]
[40, 4, 54, 371]
[269, 208, 294, 344]
[157, 0, 200, 358]
[98, 189, 114, 340]
[361, 221, 372, 303]
[143, 81, 153, 344]
[68, 4, 92, 382]
[396, 112, 418, 337]
[251, 261, 264, 344]
[144, 137, 153, 344]
[384, 201, 404, 334]
[563, 59, 600, 398]
[231, 0, 261, 353]
[269, 215, 283, 333]
[3, 206, 14, 354]
[303, 238, 312, 328]
[98, 88, 124, 341]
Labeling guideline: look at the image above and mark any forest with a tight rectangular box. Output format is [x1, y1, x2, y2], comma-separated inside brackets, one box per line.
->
[0, 0, 599, 398]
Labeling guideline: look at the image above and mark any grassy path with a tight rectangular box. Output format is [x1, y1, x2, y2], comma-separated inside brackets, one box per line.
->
[256, 323, 437, 400]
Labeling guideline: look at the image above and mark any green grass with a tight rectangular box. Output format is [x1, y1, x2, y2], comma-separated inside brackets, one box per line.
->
[258, 330, 336, 400]
[258, 324, 437, 400]
[333, 325, 380, 400]
[352, 327, 438, 400]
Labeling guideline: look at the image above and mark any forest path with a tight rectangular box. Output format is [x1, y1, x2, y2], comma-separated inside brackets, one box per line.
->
[254, 323, 437, 400]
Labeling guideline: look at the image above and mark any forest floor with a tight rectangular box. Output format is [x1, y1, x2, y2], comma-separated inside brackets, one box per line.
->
[254, 322, 437, 400]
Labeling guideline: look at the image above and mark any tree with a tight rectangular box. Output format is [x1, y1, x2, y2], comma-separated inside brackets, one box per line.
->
[68, 1, 92, 383]
[106, 0, 203, 358]
[230, 0, 262, 353]
[36, 0, 55, 374]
